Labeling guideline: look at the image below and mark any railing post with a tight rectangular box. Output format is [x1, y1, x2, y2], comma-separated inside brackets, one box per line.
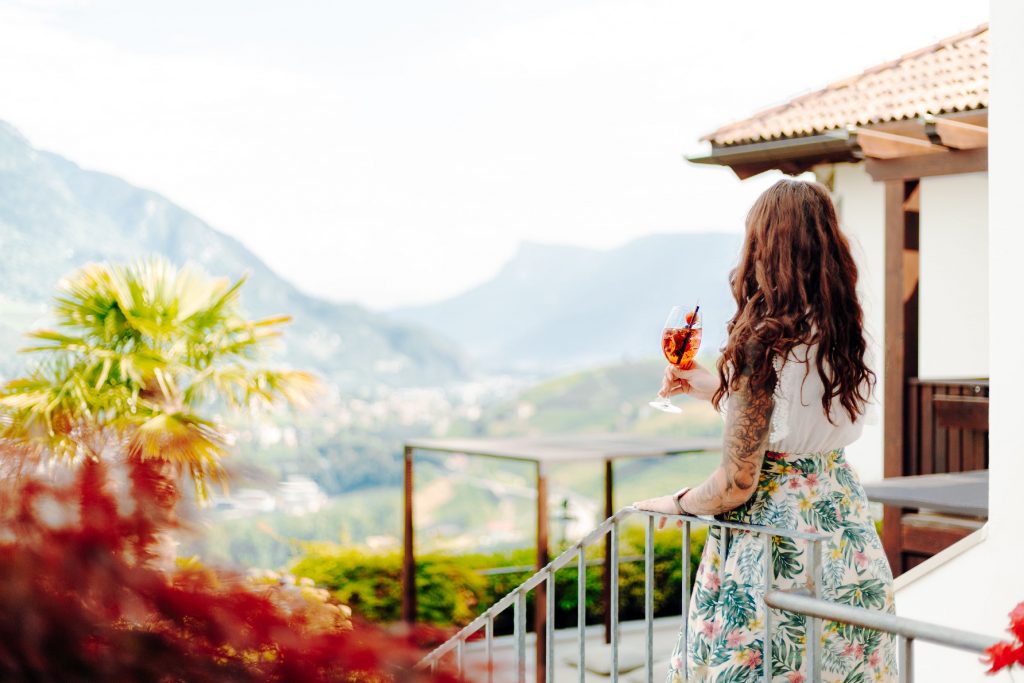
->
[682, 521, 691, 683]
[603, 459, 614, 644]
[536, 462, 549, 683]
[610, 518, 620, 683]
[515, 590, 527, 683]
[486, 613, 494, 683]
[546, 570, 555, 683]
[807, 539, 823, 683]
[401, 445, 416, 624]
[899, 636, 913, 683]
[645, 515, 654, 683]
[578, 549, 586, 683]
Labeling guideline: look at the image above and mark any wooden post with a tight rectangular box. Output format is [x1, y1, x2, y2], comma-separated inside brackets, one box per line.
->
[602, 458, 614, 644]
[401, 445, 416, 624]
[882, 179, 920, 577]
[535, 461, 549, 683]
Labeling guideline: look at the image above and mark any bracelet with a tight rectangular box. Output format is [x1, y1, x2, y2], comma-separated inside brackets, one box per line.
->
[672, 487, 691, 515]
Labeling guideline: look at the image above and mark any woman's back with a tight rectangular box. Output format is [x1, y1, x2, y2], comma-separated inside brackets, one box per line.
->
[767, 343, 872, 455]
[719, 342, 874, 456]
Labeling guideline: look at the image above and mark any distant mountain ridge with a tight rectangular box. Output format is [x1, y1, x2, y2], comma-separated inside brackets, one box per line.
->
[0, 121, 465, 388]
[392, 232, 742, 373]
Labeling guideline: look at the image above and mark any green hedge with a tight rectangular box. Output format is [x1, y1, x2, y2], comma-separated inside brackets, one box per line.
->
[291, 522, 709, 634]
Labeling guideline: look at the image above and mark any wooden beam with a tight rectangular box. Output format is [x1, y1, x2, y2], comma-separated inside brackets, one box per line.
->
[866, 147, 988, 181]
[856, 129, 946, 159]
[932, 118, 989, 150]
[882, 179, 907, 484]
[882, 179, 920, 577]
[902, 184, 921, 212]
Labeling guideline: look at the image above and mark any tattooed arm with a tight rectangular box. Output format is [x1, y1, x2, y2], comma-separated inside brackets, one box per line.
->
[677, 357, 774, 516]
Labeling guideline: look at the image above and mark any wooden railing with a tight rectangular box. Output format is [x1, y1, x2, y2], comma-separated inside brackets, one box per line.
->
[883, 378, 989, 575]
[905, 378, 989, 476]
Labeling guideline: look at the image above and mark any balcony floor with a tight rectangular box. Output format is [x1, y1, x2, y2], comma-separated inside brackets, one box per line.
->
[455, 614, 683, 683]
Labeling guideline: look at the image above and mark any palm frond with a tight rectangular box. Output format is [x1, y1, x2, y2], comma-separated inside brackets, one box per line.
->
[0, 255, 321, 493]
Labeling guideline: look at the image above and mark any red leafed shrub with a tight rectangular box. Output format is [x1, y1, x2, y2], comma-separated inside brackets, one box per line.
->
[0, 454, 459, 683]
[984, 601, 1024, 674]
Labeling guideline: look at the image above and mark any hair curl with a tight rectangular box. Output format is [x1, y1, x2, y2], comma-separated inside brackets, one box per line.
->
[711, 178, 875, 423]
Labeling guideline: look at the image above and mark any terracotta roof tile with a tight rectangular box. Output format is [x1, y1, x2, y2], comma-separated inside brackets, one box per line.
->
[703, 24, 988, 146]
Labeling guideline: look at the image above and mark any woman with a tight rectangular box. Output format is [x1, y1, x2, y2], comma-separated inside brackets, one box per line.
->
[633, 179, 898, 683]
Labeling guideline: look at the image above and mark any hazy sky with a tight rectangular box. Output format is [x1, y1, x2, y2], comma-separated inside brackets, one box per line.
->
[0, 0, 988, 308]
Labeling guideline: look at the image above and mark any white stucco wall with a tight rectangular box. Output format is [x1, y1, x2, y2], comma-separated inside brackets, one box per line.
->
[827, 163, 886, 485]
[825, 163, 991, 485]
[890, 4, 1024, 682]
[919, 172, 990, 379]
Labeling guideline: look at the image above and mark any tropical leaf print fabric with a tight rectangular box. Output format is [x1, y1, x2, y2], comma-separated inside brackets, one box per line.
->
[665, 448, 898, 683]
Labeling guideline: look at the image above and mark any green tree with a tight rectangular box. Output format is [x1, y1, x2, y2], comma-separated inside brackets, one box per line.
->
[0, 257, 317, 496]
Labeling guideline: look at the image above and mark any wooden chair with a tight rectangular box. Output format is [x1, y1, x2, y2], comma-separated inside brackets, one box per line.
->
[891, 389, 989, 574]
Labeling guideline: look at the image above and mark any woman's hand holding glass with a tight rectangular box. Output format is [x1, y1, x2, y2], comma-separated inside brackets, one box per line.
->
[659, 361, 718, 402]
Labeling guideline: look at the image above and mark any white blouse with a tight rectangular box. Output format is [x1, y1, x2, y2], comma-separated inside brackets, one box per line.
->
[722, 343, 877, 454]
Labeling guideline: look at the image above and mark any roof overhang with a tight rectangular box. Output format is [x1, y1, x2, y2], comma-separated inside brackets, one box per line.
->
[687, 110, 988, 180]
[687, 130, 860, 179]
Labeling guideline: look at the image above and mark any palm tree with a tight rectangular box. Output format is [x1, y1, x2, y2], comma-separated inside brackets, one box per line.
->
[0, 257, 317, 497]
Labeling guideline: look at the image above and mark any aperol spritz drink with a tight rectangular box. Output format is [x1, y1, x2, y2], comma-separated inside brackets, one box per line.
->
[648, 304, 701, 413]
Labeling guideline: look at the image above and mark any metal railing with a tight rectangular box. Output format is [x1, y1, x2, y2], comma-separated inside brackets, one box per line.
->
[475, 555, 646, 577]
[765, 590, 1000, 683]
[414, 506, 1002, 683]
[414, 506, 830, 682]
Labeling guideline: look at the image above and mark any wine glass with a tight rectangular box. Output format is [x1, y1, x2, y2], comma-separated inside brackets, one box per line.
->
[648, 304, 702, 413]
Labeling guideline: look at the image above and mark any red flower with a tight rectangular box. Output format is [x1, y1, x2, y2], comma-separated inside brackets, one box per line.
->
[983, 641, 1024, 673]
[1009, 601, 1024, 642]
[982, 601, 1024, 674]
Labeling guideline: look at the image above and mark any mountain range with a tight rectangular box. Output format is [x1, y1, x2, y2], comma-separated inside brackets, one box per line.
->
[0, 119, 743, 386]
[391, 233, 742, 373]
[0, 121, 465, 389]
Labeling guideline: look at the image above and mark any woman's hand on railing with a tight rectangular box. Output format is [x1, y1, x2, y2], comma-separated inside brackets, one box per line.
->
[629, 496, 685, 529]
[659, 361, 719, 402]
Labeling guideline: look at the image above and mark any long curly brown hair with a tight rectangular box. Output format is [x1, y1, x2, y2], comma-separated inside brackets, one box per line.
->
[711, 178, 875, 423]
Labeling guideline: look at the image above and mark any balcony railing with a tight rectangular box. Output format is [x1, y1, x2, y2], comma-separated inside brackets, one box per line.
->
[415, 507, 830, 682]
[414, 507, 1000, 683]
[764, 590, 999, 683]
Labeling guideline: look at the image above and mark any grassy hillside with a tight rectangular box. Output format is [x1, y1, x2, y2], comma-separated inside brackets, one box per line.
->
[447, 354, 724, 439]
[187, 355, 725, 570]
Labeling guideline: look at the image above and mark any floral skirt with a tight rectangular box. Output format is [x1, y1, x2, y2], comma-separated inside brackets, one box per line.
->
[665, 448, 898, 683]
